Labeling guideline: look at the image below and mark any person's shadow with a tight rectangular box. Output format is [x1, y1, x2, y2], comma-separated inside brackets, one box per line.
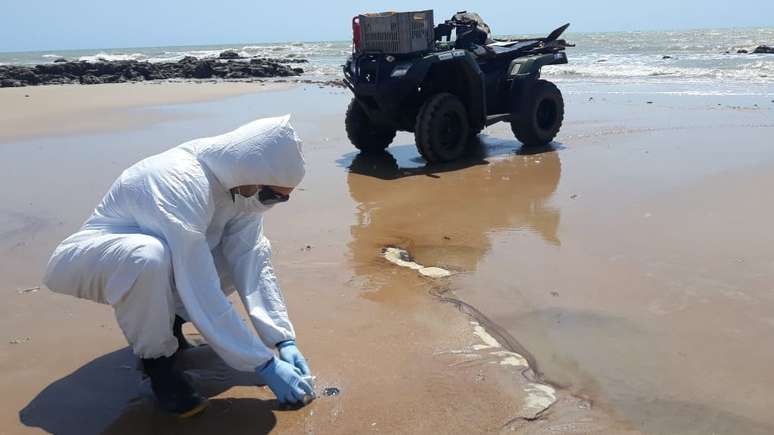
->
[19, 345, 278, 435]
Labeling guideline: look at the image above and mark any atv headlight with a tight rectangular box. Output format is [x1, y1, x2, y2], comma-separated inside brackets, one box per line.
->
[390, 63, 412, 78]
[509, 62, 524, 76]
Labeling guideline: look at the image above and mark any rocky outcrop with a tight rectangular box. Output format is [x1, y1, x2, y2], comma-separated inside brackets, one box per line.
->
[732, 46, 773, 55]
[0, 56, 304, 87]
[218, 50, 242, 59]
[254, 57, 309, 64]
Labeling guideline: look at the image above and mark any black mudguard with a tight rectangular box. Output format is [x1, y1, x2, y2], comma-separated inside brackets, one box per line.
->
[508, 52, 568, 79]
[507, 52, 567, 115]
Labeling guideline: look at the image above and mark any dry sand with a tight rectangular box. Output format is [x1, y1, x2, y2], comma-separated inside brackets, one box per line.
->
[1, 82, 773, 434]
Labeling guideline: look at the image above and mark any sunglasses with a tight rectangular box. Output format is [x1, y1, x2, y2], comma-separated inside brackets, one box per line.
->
[258, 186, 290, 205]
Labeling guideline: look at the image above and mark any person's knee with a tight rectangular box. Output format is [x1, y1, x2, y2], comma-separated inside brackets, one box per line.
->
[135, 236, 171, 274]
[115, 236, 174, 320]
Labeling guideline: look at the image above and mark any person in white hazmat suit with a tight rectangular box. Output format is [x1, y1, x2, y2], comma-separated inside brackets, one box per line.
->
[44, 115, 314, 417]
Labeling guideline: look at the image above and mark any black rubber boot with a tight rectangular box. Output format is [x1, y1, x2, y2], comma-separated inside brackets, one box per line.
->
[141, 354, 208, 418]
[173, 315, 194, 350]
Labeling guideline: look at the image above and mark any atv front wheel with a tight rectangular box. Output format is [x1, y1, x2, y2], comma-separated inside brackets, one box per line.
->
[415, 93, 470, 163]
[511, 80, 564, 148]
[346, 99, 396, 153]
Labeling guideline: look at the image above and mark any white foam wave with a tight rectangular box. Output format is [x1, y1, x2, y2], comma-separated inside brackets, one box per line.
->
[561, 84, 774, 97]
[4, 29, 770, 90]
[77, 52, 148, 63]
[543, 55, 774, 84]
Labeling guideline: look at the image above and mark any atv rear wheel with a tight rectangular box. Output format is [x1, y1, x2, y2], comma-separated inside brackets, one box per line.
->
[415, 93, 470, 163]
[346, 99, 396, 153]
[511, 80, 564, 148]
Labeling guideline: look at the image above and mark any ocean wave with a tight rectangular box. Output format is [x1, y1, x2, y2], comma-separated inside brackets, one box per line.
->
[558, 82, 774, 97]
[300, 64, 344, 78]
[543, 54, 774, 83]
[77, 52, 148, 62]
[543, 68, 773, 83]
[3, 28, 771, 89]
[145, 50, 222, 62]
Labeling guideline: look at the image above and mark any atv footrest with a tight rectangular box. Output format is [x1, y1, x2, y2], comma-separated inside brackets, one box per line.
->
[486, 113, 512, 126]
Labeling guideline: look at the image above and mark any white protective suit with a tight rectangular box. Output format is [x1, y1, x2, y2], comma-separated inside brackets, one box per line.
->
[44, 115, 305, 372]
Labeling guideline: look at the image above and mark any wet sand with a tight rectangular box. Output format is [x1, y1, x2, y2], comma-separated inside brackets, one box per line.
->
[1, 82, 773, 434]
[0, 81, 291, 142]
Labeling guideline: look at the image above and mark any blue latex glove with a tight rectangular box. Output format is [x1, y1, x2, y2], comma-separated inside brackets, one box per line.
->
[277, 340, 311, 376]
[256, 358, 315, 406]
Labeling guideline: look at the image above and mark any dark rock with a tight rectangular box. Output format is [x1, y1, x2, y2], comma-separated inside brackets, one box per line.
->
[753, 45, 774, 54]
[737, 49, 749, 54]
[35, 63, 66, 75]
[0, 55, 301, 87]
[45, 77, 78, 85]
[53, 58, 68, 63]
[225, 71, 250, 79]
[662, 55, 672, 59]
[248, 67, 269, 76]
[219, 50, 242, 59]
[250, 57, 309, 64]
[123, 68, 142, 80]
[60, 62, 89, 75]
[227, 61, 250, 73]
[16, 70, 41, 85]
[210, 64, 230, 78]
[1, 79, 23, 87]
[147, 70, 173, 80]
[99, 74, 123, 83]
[79, 75, 103, 85]
[192, 61, 213, 79]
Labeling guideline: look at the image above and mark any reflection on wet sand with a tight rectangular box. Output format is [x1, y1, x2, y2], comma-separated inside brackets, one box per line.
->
[345, 140, 562, 284]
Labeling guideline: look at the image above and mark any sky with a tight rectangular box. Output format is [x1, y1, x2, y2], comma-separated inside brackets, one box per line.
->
[2, 0, 773, 52]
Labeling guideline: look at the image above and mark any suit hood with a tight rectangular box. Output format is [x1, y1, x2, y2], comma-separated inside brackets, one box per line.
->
[186, 115, 306, 190]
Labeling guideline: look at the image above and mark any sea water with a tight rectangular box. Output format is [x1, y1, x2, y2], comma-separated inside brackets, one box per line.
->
[1, 27, 772, 94]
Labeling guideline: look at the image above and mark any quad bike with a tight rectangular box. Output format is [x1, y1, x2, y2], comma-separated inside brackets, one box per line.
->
[343, 10, 572, 162]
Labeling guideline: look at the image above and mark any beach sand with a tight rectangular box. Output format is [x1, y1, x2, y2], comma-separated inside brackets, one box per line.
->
[1, 81, 773, 434]
[0, 81, 291, 142]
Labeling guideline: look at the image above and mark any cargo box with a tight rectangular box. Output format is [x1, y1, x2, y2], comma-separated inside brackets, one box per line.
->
[354, 10, 435, 54]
